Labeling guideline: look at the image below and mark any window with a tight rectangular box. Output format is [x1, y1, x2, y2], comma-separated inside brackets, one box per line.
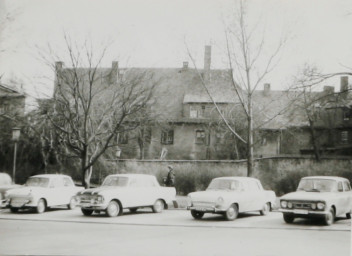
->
[195, 130, 206, 144]
[63, 177, 74, 187]
[161, 130, 174, 145]
[344, 181, 351, 191]
[343, 108, 352, 121]
[190, 106, 198, 118]
[341, 131, 348, 144]
[338, 182, 343, 192]
[118, 132, 128, 144]
[215, 132, 224, 144]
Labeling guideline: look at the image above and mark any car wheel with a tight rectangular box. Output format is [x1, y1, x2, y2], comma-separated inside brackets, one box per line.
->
[130, 208, 138, 213]
[346, 212, 351, 219]
[152, 199, 164, 213]
[36, 199, 46, 214]
[67, 197, 77, 210]
[224, 204, 238, 221]
[283, 213, 295, 224]
[191, 210, 204, 220]
[106, 201, 120, 217]
[81, 208, 93, 216]
[260, 202, 270, 216]
[10, 207, 18, 213]
[323, 207, 335, 226]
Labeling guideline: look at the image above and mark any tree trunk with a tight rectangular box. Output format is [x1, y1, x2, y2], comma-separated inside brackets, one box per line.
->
[247, 98, 254, 177]
[308, 119, 321, 161]
[81, 146, 91, 188]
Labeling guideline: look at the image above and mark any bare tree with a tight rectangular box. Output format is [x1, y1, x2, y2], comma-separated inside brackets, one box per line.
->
[40, 36, 157, 188]
[188, 0, 285, 176]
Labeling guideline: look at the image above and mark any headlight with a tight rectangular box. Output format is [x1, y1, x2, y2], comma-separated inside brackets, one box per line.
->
[287, 202, 293, 208]
[280, 200, 287, 208]
[216, 197, 224, 207]
[94, 195, 104, 204]
[317, 202, 325, 210]
[311, 203, 317, 210]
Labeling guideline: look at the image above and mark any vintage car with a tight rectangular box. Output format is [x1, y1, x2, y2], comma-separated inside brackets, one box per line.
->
[6, 174, 83, 213]
[0, 172, 21, 208]
[75, 174, 176, 217]
[279, 176, 352, 225]
[187, 177, 276, 220]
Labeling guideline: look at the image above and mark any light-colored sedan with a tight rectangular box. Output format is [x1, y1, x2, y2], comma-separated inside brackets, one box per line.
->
[76, 174, 176, 217]
[279, 176, 352, 225]
[187, 177, 276, 220]
[6, 174, 83, 213]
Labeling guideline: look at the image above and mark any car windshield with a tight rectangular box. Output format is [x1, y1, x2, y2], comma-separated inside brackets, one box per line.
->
[207, 179, 241, 191]
[102, 176, 128, 187]
[25, 177, 50, 188]
[297, 179, 337, 192]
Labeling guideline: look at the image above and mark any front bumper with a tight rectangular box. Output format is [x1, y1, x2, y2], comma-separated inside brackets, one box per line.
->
[187, 205, 227, 213]
[8, 198, 36, 208]
[279, 208, 329, 217]
[77, 202, 108, 210]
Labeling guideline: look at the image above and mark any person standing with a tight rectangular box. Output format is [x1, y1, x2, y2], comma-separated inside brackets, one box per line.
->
[165, 165, 175, 187]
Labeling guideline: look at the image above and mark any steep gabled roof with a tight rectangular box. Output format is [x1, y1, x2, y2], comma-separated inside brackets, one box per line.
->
[0, 84, 24, 98]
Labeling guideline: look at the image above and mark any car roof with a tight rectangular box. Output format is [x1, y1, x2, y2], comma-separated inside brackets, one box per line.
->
[30, 174, 71, 179]
[107, 174, 155, 178]
[214, 176, 259, 182]
[302, 176, 349, 182]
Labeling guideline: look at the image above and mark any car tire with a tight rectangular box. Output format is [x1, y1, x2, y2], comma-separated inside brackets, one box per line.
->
[10, 207, 18, 213]
[67, 197, 77, 210]
[283, 213, 294, 224]
[106, 201, 120, 217]
[224, 204, 238, 221]
[346, 212, 351, 219]
[260, 203, 270, 216]
[36, 199, 46, 214]
[191, 210, 204, 220]
[152, 199, 164, 213]
[130, 208, 138, 213]
[323, 207, 335, 226]
[81, 208, 93, 216]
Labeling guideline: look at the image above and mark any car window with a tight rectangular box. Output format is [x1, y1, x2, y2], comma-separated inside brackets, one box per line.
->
[338, 182, 343, 192]
[63, 177, 74, 187]
[26, 177, 50, 188]
[50, 177, 65, 188]
[344, 181, 351, 191]
[248, 180, 260, 191]
[102, 176, 128, 187]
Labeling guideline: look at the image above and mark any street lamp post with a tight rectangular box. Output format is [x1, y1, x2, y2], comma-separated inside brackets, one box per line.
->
[12, 127, 21, 183]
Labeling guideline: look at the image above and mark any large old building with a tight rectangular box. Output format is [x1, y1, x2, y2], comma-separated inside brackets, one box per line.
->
[0, 83, 25, 120]
[54, 46, 352, 160]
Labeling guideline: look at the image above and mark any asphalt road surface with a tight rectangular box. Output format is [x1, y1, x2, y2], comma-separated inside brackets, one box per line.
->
[0, 207, 350, 256]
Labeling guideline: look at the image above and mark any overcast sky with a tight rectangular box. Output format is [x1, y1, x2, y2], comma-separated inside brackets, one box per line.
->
[0, 0, 352, 99]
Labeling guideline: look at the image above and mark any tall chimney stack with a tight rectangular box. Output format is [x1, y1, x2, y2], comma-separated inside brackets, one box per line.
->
[204, 45, 211, 82]
[340, 76, 349, 99]
[111, 61, 119, 84]
[264, 83, 270, 96]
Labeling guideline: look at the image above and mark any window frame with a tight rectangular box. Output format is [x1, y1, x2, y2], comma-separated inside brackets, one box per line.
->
[161, 129, 174, 145]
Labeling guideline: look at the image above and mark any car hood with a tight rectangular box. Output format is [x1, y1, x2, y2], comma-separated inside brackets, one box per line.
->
[188, 190, 237, 202]
[77, 186, 124, 196]
[7, 186, 47, 197]
[281, 191, 336, 201]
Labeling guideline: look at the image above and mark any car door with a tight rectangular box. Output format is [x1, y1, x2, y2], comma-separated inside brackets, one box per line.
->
[62, 177, 76, 204]
[342, 181, 352, 214]
[240, 181, 255, 212]
[248, 180, 264, 211]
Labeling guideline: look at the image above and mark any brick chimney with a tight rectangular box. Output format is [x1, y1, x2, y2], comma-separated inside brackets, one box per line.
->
[340, 76, 349, 99]
[111, 61, 119, 84]
[264, 83, 270, 96]
[182, 61, 189, 69]
[203, 45, 211, 83]
[55, 61, 63, 72]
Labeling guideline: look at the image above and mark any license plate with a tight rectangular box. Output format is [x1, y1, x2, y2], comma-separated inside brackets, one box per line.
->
[293, 209, 308, 214]
[81, 203, 91, 207]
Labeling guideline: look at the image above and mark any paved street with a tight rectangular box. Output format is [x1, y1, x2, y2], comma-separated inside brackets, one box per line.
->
[0, 207, 350, 256]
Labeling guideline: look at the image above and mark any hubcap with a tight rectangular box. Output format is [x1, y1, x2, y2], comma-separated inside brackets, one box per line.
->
[227, 207, 235, 218]
[38, 200, 45, 213]
[155, 201, 163, 211]
[108, 203, 119, 216]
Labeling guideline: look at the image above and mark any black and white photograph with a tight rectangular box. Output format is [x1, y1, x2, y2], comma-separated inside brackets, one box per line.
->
[0, 0, 351, 255]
